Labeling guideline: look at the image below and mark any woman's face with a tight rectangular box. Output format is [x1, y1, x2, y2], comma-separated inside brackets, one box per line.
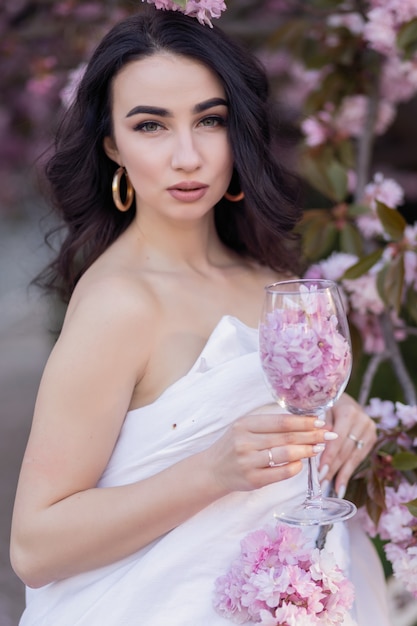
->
[104, 52, 234, 224]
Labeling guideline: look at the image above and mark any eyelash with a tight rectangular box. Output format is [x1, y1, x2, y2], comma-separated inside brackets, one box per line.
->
[199, 115, 227, 128]
[134, 121, 163, 132]
[133, 115, 227, 133]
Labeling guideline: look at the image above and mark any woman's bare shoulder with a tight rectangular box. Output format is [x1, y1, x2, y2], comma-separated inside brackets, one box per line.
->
[64, 261, 159, 331]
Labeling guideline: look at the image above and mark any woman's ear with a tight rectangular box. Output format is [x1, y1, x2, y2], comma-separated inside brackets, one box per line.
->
[103, 136, 121, 165]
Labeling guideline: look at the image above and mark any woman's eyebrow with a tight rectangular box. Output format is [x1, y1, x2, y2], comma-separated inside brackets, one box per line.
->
[125, 97, 228, 119]
[193, 97, 228, 113]
[126, 105, 169, 118]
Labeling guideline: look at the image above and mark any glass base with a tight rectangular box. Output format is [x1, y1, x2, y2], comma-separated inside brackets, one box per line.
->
[274, 497, 357, 527]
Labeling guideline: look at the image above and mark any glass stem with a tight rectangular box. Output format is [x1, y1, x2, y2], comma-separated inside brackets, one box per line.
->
[306, 410, 324, 507]
[306, 457, 323, 506]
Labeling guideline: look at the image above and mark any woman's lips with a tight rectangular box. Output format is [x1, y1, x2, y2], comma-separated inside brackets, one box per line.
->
[167, 182, 208, 203]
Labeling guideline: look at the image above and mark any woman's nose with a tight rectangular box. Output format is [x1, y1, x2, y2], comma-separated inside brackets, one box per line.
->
[171, 131, 202, 171]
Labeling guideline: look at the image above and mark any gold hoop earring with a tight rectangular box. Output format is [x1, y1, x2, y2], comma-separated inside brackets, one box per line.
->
[224, 190, 245, 202]
[112, 166, 134, 212]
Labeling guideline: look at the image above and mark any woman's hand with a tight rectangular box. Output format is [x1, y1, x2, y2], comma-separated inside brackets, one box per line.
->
[318, 394, 377, 497]
[203, 403, 338, 494]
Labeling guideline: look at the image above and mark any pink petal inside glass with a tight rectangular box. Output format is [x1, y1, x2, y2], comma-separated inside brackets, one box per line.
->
[260, 303, 352, 413]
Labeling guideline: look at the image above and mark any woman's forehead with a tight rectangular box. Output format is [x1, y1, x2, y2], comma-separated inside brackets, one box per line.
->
[111, 52, 226, 112]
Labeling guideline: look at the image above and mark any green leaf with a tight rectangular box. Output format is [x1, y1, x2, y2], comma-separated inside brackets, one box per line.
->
[397, 18, 417, 58]
[405, 498, 417, 517]
[342, 248, 383, 279]
[392, 451, 417, 471]
[336, 139, 355, 169]
[327, 159, 348, 202]
[405, 286, 417, 325]
[172, 0, 187, 8]
[300, 216, 338, 261]
[376, 253, 404, 313]
[339, 222, 364, 256]
[299, 150, 348, 203]
[347, 203, 371, 217]
[368, 473, 387, 511]
[376, 202, 407, 241]
[346, 478, 368, 509]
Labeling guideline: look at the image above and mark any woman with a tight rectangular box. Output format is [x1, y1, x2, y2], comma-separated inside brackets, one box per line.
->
[11, 7, 389, 625]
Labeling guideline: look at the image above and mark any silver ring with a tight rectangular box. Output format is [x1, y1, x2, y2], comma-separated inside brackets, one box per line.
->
[348, 433, 364, 450]
[267, 449, 275, 467]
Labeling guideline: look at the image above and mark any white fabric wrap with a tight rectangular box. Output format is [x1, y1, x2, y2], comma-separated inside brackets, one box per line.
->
[20, 316, 390, 626]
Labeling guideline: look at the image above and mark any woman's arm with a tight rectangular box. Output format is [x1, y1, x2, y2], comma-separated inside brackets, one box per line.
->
[10, 278, 333, 588]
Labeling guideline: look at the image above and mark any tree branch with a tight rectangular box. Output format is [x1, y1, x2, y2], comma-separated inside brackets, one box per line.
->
[358, 351, 389, 406]
[379, 312, 417, 405]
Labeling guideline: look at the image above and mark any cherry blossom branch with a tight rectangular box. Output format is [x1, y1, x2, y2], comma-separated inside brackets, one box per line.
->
[358, 351, 389, 406]
[379, 312, 417, 405]
[351, 54, 417, 406]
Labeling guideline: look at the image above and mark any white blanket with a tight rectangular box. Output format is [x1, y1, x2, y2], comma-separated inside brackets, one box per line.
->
[20, 316, 390, 625]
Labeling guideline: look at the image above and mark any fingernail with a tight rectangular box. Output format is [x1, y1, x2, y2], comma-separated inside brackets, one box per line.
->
[314, 419, 326, 428]
[321, 479, 329, 494]
[318, 464, 329, 481]
[337, 485, 346, 499]
[324, 431, 338, 441]
[312, 443, 326, 454]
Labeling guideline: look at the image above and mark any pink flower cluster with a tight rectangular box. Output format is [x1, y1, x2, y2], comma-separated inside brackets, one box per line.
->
[259, 288, 351, 413]
[357, 398, 417, 597]
[356, 172, 405, 239]
[301, 97, 395, 147]
[213, 524, 355, 625]
[304, 250, 403, 354]
[364, 1, 417, 56]
[143, 0, 226, 26]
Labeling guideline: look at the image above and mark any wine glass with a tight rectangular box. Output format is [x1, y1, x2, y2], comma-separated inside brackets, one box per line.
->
[259, 279, 357, 526]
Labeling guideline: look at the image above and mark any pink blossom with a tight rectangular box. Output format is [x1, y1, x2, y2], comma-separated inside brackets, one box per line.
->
[355, 214, 384, 239]
[366, 398, 397, 428]
[381, 56, 417, 104]
[384, 545, 417, 598]
[334, 95, 396, 138]
[214, 568, 251, 623]
[309, 252, 358, 282]
[378, 502, 414, 543]
[395, 402, 417, 428]
[260, 301, 352, 412]
[273, 603, 312, 626]
[343, 274, 385, 315]
[364, 1, 417, 67]
[282, 61, 328, 115]
[405, 223, 417, 244]
[363, 172, 405, 210]
[143, 0, 226, 26]
[363, 7, 397, 55]
[327, 12, 365, 35]
[301, 114, 332, 146]
[404, 225, 417, 287]
[356, 173, 405, 238]
[213, 523, 355, 624]
[349, 311, 385, 354]
[60, 63, 87, 108]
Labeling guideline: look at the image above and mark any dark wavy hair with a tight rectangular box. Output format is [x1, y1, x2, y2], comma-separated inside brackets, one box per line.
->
[39, 7, 302, 302]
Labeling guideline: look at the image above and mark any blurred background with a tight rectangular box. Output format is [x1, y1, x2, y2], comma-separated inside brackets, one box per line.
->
[1, 0, 417, 623]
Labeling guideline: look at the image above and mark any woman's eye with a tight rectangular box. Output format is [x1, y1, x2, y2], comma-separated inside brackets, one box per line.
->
[199, 116, 226, 128]
[135, 121, 163, 132]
